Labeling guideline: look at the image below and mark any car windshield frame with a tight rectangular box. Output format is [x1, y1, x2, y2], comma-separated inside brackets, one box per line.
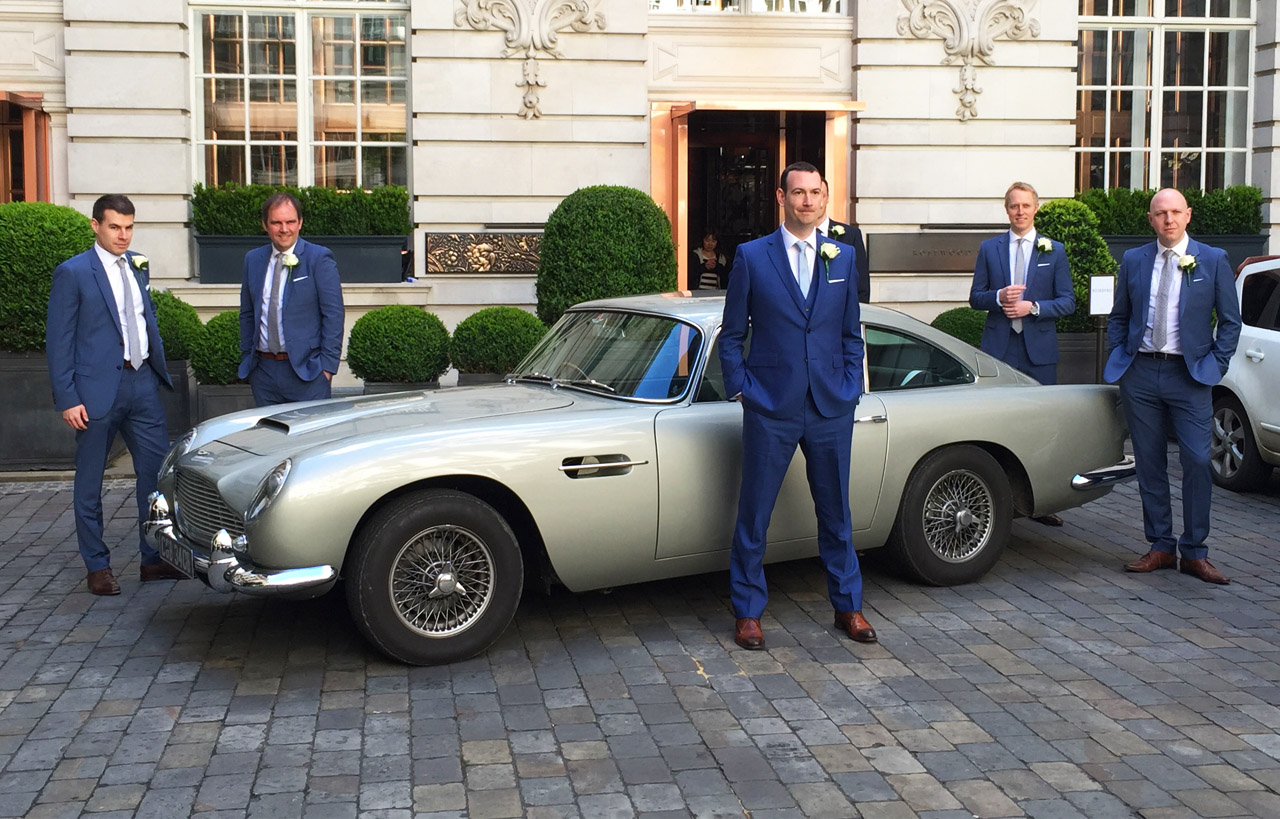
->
[511, 308, 706, 404]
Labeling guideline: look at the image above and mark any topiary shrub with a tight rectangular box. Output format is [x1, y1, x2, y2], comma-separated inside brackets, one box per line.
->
[930, 307, 986, 348]
[1033, 199, 1118, 334]
[0, 202, 96, 352]
[190, 310, 243, 385]
[450, 306, 547, 375]
[150, 290, 203, 361]
[192, 183, 412, 235]
[536, 186, 677, 325]
[347, 305, 450, 383]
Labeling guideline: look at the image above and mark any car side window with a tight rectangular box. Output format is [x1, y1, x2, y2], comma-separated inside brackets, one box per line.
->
[695, 329, 751, 403]
[1241, 270, 1280, 332]
[865, 325, 974, 392]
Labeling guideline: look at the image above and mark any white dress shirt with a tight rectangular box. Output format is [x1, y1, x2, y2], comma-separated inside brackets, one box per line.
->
[780, 224, 816, 289]
[1141, 234, 1190, 354]
[94, 242, 149, 363]
[1006, 228, 1035, 286]
[257, 243, 297, 352]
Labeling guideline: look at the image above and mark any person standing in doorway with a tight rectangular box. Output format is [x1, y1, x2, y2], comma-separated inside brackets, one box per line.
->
[816, 178, 871, 304]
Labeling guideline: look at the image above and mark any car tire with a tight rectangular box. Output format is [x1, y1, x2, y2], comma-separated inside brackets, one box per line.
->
[1211, 394, 1272, 492]
[345, 490, 523, 665]
[889, 445, 1011, 586]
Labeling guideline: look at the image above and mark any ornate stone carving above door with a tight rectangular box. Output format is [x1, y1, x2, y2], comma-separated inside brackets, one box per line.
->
[896, 0, 1041, 122]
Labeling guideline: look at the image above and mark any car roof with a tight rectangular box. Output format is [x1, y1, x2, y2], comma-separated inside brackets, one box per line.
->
[571, 291, 906, 332]
[1239, 255, 1280, 277]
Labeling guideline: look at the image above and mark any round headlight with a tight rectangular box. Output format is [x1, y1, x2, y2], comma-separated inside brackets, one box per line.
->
[247, 459, 291, 522]
[159, 429, 196, 479]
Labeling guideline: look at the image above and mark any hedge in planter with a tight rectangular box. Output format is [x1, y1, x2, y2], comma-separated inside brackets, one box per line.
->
[191, 310, 243, 386]
[450, 307, 546, 375]
[1032, 199, 1118, 334]
[536, 186, 677, 326]
[347, 305, 450, 384]
[930, 307, 985, 348]
[192, 183, 411, 236]
[1076, 185, 1262, 235]
[0, 202, 96, 352]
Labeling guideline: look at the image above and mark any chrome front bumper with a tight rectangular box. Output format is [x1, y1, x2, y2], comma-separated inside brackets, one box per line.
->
[144, 492, 337, 596]
[1071, 456, 1137, 491]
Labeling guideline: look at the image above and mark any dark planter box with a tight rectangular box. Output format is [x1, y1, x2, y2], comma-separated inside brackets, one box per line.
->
[1056, 332, 1105, 385]
[456, 373, 505, 386]
[163, 360, 197, 440]
[196, 235, 409, 284]
[1103, 234, 1266, 273]
[0, 351, 124, 470]
[363, 381, 439, 395]
[196, 384, 257, 423]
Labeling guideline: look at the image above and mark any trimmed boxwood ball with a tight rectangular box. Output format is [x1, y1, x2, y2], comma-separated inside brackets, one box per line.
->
[450, 307, 547, 375]
[0, 202, 96, 352]
[348, 305, 450, 383]
[190, 310, 243, 385]
[150, 290, 203, 361]
[1033, 199, 1118, 334]
[536, 185, 677, 326]
[930, 307, 986, 349]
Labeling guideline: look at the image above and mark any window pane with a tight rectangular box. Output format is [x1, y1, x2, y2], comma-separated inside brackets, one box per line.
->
[204, 79, 245, 141]
[1203, 151, 1246, 188]
[1205, 90, 1247, 147]
[1162, 89, 1203, 147]
[249, 78, 297, 105]
[1115, 0, 1155, 13]
[248, 15, 296, 75]
[313, 16, 355, 76]
[251, 144, 298, 186]
[1078, 89, 1107, 147]
[362, 145, 407, 188]
[1079, 30, 1107, 86]
[1164, 30, 1205, 86]
[1079, 0, 1105, 13]
[1166, 0, 1207, 14]
[360, 16, 408, 77]
[203, 14, 243, 74]
[1110, 151, 1149, 189]
[205, 145, 245, 186]
[1159, 149, 1201, 188]
[1208, 30, 1249, 87]
[1209, 0, 1250, 16]
[1076, 151, 1107, 190]
[1113, 29, 1152, 86]
[314, 80, 357, 140]
[362, 80, 406, 134]
[1111, 90, 1151, 148]
[315, 145, 357, 188]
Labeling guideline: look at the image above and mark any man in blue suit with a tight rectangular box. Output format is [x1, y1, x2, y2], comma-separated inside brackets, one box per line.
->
[46, 194, 183, 595]
[239, 193, 345, 406]
[817, 178, 871, 304]
[1105, 188, 1241, 585]
[719, 161, 875, 650]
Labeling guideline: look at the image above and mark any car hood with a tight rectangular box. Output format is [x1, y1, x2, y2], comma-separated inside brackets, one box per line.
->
[215, 383, 577, 457]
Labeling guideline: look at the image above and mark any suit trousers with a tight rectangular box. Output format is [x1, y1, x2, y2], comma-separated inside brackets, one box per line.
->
[1119, 355, 1213, 559]
[730, 393, 862, 618]
[73, 364, 168, 572]
[249, 356, 332, 407]
[999, 329, 1057, 385]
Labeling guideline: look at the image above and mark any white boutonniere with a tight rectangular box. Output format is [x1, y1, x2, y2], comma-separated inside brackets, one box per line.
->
[130, 254, 148, 270]
[828, 223, 845, 238]
[819, 242, 840, 280]
[1178, 254, 1196, 284]
[281, 252, 300, 268]
[1036, 236, 1053, 253]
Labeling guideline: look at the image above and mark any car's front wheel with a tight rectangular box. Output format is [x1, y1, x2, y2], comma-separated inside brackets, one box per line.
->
[345, 490, 523, 665]
[889, 445, 1011, 586]
[1211, 394, 1272, 492]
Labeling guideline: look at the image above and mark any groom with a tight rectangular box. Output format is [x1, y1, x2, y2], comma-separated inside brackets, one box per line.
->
[719, 161, 875, 651]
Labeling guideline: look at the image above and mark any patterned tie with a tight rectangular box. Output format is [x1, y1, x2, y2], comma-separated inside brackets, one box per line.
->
[796, 240, 811, 298]
[1152, 249, 1175, 351]
[117, 257, 144, 369]
[1011, 238, 1026, 334]
[266, 251, 285, 353]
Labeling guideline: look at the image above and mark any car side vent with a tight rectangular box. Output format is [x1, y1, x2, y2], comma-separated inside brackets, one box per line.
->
[559, 454, 649, 479]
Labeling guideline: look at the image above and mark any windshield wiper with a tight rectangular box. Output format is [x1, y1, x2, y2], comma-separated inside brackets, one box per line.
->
[560, 377, 616, 394]
[513, 371, 555, 383]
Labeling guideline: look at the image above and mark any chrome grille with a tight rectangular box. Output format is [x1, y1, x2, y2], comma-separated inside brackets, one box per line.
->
[175, 468, 243, 547]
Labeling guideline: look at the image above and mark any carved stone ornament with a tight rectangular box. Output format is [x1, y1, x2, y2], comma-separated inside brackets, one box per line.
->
[897, 0, 1041, 122]
[426, 233, 542, 274]
[455, 0, 606, 119]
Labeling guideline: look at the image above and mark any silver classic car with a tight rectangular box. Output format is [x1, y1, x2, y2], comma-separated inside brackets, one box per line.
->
[146, 293, 1132, 665]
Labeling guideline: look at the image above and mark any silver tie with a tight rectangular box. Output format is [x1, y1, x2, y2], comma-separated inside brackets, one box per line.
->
[796, 240, 811, 298]
[1152, 249, 1175, 351]
[1012, 238, 1026, 334]
[117, 257, 144, 369]
[266, 252, 286, 354]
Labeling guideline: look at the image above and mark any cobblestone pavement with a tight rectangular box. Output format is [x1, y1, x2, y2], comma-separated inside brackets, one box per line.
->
[1, 454, 1278, 819]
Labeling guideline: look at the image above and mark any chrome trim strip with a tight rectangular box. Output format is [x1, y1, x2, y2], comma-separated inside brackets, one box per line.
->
[1071, 457, 1137, 491]
[855, 414, 887, 424]
[558, 459, 650, 472]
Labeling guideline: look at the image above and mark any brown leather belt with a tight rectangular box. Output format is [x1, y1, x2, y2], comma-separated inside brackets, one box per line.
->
[258, 351, 289, 361]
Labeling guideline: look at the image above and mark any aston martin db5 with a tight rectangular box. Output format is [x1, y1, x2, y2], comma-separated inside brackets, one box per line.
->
[145, 293, 1132, 665]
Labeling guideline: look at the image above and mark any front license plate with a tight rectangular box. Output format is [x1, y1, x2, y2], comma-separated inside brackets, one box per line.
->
[158, 538, 195, 578]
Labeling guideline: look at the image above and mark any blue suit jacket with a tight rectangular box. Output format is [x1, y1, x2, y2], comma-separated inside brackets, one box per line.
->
[969, 233, 1075, 365]
[1104, 238, 1241, 386]
[719, 227, 864, 420]
[238, 237, 345, 382]
[46, 247, 172, 419]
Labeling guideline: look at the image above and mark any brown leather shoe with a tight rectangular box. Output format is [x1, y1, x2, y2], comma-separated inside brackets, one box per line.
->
[734, 618, 764, 650]
[834, 610, 877, 643]
[87, 568, 120, 596]
[1124, 550, 1178, 573]
[140, 562, 187, 582]
[1032, 514, 1064, 527]
[1180, 558, 1231, 585]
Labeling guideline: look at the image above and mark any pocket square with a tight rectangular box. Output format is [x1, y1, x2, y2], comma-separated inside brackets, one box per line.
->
[1037, 262, 1051, 266]
[291, 275, 309, 282]
[1191, 277, 1204, 283]
[827, 277, 846, 283]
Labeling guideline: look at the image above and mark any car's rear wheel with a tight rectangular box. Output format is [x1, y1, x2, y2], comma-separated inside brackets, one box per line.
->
[890, 445, 1011, 586]
[345, 490, 522, 665]
[1211, 394, 1272, 492]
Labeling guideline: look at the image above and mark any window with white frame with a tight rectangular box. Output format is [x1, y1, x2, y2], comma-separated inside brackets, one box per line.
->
[196, 2, 409, 189]
[1076, 0, 1253, 191]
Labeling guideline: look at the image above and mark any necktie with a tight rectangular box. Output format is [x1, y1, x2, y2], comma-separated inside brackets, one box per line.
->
[117, 257, 143, 369]
[1012, 238, 1026, 334]
[267, 252, 286, 353]
[796, 240, 811, 298]
[1152, 249, 1175, 351]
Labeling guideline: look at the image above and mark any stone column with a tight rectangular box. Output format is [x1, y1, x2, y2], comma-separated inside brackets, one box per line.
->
[1255, 1, 1278, 252]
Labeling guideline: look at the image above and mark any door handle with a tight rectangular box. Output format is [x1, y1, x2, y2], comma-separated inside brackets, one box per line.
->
[855, 414, 887, 424]
[1246, 348, 1265, 362]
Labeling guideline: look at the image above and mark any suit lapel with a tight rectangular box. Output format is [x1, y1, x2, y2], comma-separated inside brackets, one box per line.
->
[766, 230, 807, 314]
[1177, 238, 1200, 320]
[1136, 242, 1159, 309]
[1025, 235, 1041, 289]
[996, 233, 1012, 288]
[89, 250, 124, 339]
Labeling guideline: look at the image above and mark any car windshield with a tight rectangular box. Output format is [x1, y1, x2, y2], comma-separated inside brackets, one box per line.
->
[513, 310, 703, 401]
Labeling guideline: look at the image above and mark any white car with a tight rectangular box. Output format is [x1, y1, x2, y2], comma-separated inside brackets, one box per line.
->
[1211, 257, 1280, 491]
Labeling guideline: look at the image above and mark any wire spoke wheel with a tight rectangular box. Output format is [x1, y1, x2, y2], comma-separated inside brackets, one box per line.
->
[390, 525, 495, 637]
[921, 469, 994, 563]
